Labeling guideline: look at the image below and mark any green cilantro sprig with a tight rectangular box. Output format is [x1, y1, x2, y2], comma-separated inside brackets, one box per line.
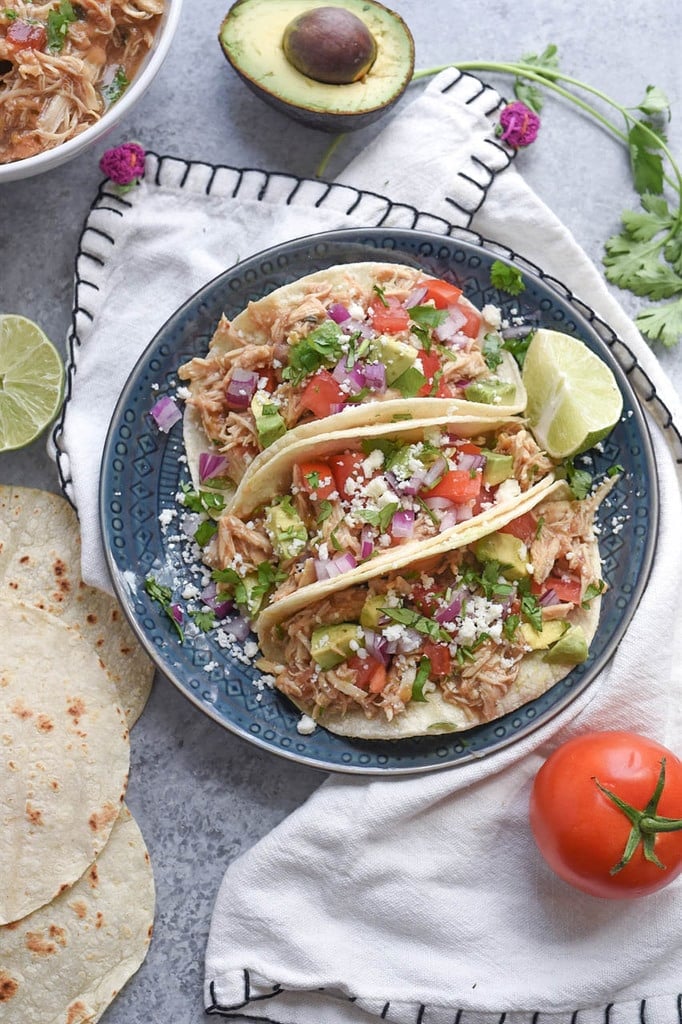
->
[409, 48, 682, 347]
[490, 260, 526, 296]
[46, 0, 76, 52]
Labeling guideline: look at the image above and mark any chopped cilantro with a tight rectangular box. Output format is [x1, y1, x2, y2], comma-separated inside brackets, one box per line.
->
[408, 304, 448, 350]
[180, 483, 226, 516]
[518, 579, 543, 631]
[490, 260, 526, 295]
[190, 608, 216, 632]
[502, 330, 534, 367]
[607, 464, 625, 477]
[411, 658, 431, 702]
[144, 576, 184, 641]
[46, 0, 76, 52]
[373, 284, 389, 307]
[482, 332, 504, 371]
[282, 321, 345, 386]
[563, 460, 593, 500]
[503, 613, 521, 641]
[4, 9, 17, 19]
[194, 519, 218, 547]
[582, 580, 606, 608]
[354, 502, 399, 533]
[305, 471, 320, 489]
[381, 606, 452, 644]
[102, 65, 129, 104]
[317, 499, 333, 524]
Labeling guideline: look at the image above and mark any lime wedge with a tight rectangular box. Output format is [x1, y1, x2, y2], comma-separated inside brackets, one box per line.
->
[0, 314, 65, 452]
[522, 329, 623, 459]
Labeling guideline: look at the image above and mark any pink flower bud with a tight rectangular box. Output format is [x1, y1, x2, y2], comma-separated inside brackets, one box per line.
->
[99, 142, 146, 185]
[497, 101, 541, 148]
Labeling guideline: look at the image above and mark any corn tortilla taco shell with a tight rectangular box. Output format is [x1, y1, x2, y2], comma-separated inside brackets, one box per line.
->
[256, 481, 605, 739]
[0, 602, 130, 925]
[179, 261, 526, 495]
[0, 804, 154, 1023]
[0, 486, 153, 726]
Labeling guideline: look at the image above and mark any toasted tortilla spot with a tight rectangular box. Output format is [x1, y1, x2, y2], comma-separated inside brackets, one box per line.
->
[10, 700, 32, 719]
[67, 697, 86, 725]
[25, 803, 44, 826]
[49, 924, 67, 945]
[50, 779, 60, 791]
[66, 1000, 90, 1024]
[19, 555, 30, 564]
[89, 803, 118, 834]
[86, 613, 97, 624]
[0, 972, 18, 1001]
[36, 714, 54, 733]
[88, 864, 99, 888]
[69, 900, 88, 919]
[7, 760, 17, 770]
[25, 930, 57, 956]
[8, 581, 17, 590]
[95, 912, 104, 928]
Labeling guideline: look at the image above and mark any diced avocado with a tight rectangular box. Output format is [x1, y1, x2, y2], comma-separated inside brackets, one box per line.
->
[310, 622, 364, 670]
[544, 624, 589, 664]
[264, 501, 308, 562]
[481, 450, 514, 486]
[370, 334, 417, 385]
[359, 594, 387, 630]
[251, 394, 287, 448]
[521, 619, 569, 650]
[474, 532, 529, 581]
[239, 572, 266, 618]
[464, 378, 517, 405]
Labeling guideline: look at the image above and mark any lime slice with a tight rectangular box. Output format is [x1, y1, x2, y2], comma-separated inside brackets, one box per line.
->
[522, 328, 623, 459]
[0, 314, 65, 452]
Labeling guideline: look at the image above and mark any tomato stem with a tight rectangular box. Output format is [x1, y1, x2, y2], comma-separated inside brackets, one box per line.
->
[593, 758, 682, 875]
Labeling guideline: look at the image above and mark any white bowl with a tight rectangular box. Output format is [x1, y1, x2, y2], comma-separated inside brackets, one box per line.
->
[0, 0, 183, 184]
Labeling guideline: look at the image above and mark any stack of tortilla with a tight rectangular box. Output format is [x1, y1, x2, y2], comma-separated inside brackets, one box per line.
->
[0, 487, 155, 1022]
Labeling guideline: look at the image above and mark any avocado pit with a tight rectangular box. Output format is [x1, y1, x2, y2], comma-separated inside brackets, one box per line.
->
[282, 6, 378, 86]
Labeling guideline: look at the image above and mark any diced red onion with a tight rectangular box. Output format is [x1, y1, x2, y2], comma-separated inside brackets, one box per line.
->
[314, 559, 332, 582]
[438, 510, 460, 533]
[228, 614, 251, 640]
[332, 552, 358, 575]
[150, 395, 182, 433]
[399, 471, 426, 496]
[441, 333, 471, 352]
[200, 582, 217, 603]
[457, 453, 486, 472]
[539, 588, 560, 607]
[169, 603, 183, 625]
[332, 359, 368, 395]
[395, 627, 422, 654]
[328, 302, 351, 324]
[225, 368, 258, 410]
[403, 286, 427, 308]
[391, 509, 415, 538]
[340, 317, 375, 339]
[360, 525, 374, 560]
[422, 456, 448, 490]
[454, 503, 474, 521]
[363, 361, 386, 393]
[363, 628, 389, 666]
[201, 583, 234, 619]
[199, 451, 230, 484]
[434, 306, 467, 342]
[434, 591, 464, 623]
[424, 496, 455, 511]
[314, 552, 358, 581]
[329, 402, 347, 414]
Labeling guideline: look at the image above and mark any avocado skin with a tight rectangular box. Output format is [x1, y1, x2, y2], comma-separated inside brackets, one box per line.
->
[219, 0, 415, 134]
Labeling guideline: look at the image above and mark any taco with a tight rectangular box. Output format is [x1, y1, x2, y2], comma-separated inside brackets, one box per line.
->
[204, 414, 557, 616]
[255, 478, 613, 739]
[178, 262, 526, 495]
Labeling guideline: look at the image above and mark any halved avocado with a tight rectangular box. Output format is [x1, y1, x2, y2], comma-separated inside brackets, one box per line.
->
[219, 0, 415, 133]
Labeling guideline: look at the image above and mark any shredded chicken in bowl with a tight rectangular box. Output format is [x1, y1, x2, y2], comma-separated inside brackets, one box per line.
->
[0, 0, 164, 164]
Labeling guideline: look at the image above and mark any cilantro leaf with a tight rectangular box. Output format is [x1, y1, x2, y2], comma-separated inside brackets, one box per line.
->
[635, 85, 671, 119]
[501, 330, 534, 367]
[635, 298, 682, 348]
[102, 65, 129, 105]
[190, 609, 216, 632]
[46, 0, 76, 52]
[482, 332, 503, 371]
[144, 576, 184, 640]
[490, 260, 526, 296]
[628, 121, 665, 195]
[282, 321, 345, 385]
[381, 606, 452, 643]
[514, 44, 561, 113]
[355, 502, 399, 533]
[582, 580, 606, 608]
[411, 658, 431, 702]
[563, 460, 593, 500]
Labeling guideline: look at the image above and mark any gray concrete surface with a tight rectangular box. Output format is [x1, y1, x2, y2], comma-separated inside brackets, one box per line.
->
[1, 1, 681, 1021]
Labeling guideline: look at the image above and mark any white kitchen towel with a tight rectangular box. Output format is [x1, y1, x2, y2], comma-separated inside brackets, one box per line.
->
[50, 68, 682, 1021]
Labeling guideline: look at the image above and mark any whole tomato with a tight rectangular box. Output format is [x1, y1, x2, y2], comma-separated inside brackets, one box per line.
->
[529, 731, 682, 899]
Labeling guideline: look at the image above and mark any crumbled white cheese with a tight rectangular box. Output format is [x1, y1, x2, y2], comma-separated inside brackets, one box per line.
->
[297, 714, 317, 735]
[482, 304, 502, 329]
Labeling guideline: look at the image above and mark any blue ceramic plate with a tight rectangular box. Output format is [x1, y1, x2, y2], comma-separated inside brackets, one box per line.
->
[100, 228, 658, 775]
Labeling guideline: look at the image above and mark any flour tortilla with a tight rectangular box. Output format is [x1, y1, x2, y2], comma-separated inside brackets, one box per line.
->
[0, 486, 153, 726]
[0, 602, 130, 925]
[0, 804, 154, 1023]
[257, 481, 603, 739]
[181, 261, 526, 494]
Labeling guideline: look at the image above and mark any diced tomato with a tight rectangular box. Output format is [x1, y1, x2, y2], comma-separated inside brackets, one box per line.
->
[420, 278, 463, 309]
[7, 19, 47, 51]
[452, 301, 482, 338]
[297, 460, 337, 499]
[424, 468, 482, 503]
[416, 349, 447, 397]
[300, 369, 346, 419]
[532, 576, 582, 604]
[423, 641, 452, 679]
[369, 297, 410, 334]
[455, 440, 483, 457]
[327, 451, 367, 496]
[499, 511, 537, 545]
[348, 654, 387, 693]
[411, 584, 439, 617]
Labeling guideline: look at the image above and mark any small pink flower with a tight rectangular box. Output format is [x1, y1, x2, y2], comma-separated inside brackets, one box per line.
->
[99, 142, 146, 186]
[497, 101, 541, 148]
